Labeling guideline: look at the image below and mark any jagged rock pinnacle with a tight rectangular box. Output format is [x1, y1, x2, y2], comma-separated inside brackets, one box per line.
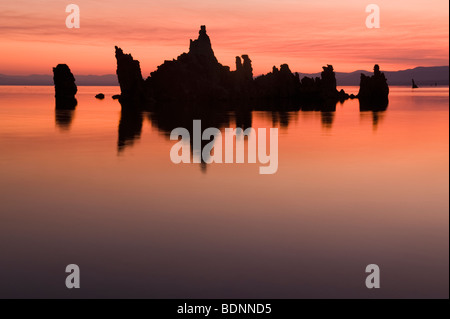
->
[188, 25, 217, 63]
[115, 45, 145, 107]
[113, 26, 387, 107]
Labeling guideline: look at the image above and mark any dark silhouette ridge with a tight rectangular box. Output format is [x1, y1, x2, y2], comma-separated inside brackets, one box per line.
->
[412, 79, 419, 89]
[295, 65, 351, 106]
[53, 64, 77, 109]
[115, 46, 146, 108]
[4, 66, 446, 86]
[112, 26, 392, 162]
[115, 26, 392, 111]
[358, 64, 389, 111]
[297, 66, 449, 86]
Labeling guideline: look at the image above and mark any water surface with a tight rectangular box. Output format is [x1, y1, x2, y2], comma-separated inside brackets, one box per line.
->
[0, 86, 448, 298]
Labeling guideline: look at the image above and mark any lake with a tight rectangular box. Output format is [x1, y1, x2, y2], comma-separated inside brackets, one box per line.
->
[0, 85, 448, 298]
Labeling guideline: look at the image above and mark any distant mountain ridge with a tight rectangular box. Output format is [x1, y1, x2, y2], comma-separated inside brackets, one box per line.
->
[0, 74, 119, 86]
[298, 66, 449, 86]
[0, 66, 448, 86]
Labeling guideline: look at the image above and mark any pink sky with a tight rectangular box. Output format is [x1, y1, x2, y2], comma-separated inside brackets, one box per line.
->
[0, 0, 448, 76]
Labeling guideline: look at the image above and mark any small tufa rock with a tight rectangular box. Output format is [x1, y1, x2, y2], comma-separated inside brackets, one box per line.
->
[112, 94, 121, 100]
[53, 64, 77, 109]
[95, 93, 105, 99]
[358, 64, 389, 110]
[358, 64, 389, 100]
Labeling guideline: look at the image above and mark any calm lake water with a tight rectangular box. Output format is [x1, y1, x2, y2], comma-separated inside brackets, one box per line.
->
[0, 85, 448, 298]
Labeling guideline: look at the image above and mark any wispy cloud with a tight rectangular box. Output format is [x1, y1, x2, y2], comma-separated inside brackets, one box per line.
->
[0, 0, 448, 74]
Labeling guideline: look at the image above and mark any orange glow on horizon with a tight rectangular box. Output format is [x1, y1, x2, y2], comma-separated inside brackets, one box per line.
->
[0, 0, 448, 76]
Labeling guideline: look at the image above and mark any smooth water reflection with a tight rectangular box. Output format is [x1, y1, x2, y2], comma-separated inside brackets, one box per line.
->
[0, 86, 448, 298]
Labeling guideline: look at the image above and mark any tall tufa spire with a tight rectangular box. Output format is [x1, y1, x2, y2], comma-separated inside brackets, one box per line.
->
[188, 25, 217, 62]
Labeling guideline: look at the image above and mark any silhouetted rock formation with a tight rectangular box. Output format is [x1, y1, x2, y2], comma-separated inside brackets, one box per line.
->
[188, 25, 218, 64]
[412, 79, 419, 89]
[114, 26, 354, 110]
[95, 93, 105, 99]
[115, 26, 389, 112]
[145, 26, 232, 102]
[232, 55, 254, 97]
[53, 64, 77, 109]
[358, 64, 389, 109]
[112, 94, 121, 100]
[115, 46, 146, 108]
[254, 64, 300, 99]
[297, 65, 352, 105]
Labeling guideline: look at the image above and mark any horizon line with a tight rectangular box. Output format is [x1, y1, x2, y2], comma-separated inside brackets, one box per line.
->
[1, 65, 449, 78]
